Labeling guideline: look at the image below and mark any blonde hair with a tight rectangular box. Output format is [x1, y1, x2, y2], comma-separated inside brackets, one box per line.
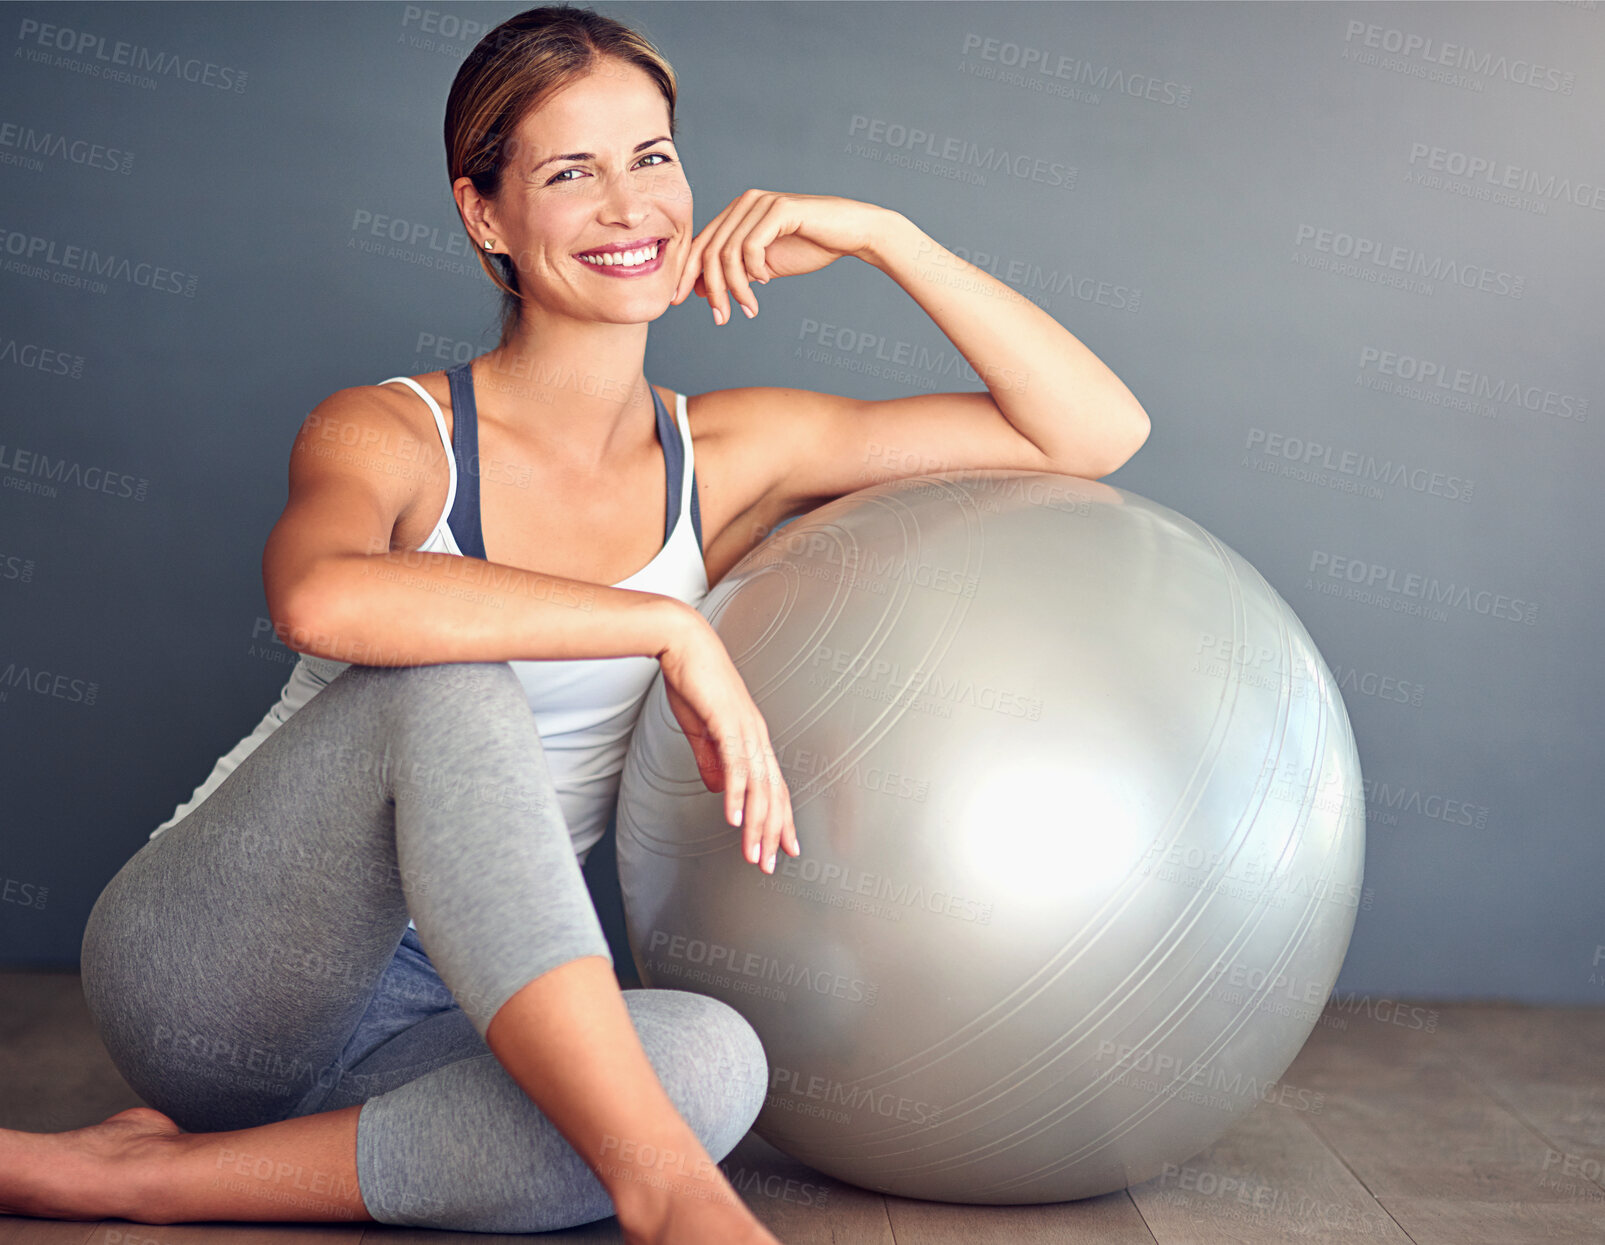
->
[444, 5, 679, 345]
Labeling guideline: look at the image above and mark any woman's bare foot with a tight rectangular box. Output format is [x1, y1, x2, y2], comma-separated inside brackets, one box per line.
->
[0, 1106, 184, 1221]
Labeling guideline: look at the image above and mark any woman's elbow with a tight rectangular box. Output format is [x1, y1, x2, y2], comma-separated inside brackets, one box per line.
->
[1097, 405, 1151, 478]
[265, 559, 342, 657]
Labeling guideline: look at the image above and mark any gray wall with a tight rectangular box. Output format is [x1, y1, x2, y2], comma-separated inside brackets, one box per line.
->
[1, 2, 1600, 1003]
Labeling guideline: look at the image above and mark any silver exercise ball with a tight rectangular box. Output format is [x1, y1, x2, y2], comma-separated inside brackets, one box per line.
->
[616, 470, 1365, 1203]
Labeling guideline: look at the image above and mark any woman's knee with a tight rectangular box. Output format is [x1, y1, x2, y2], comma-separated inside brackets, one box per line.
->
[624, 990, 769, 1160]
[343, 661, 535, 751]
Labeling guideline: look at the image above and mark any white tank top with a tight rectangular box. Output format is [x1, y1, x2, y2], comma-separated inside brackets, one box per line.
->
[150, 362, 710, 877]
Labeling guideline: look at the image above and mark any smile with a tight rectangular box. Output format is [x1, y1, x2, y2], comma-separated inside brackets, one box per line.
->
[576, 239, 664, 274]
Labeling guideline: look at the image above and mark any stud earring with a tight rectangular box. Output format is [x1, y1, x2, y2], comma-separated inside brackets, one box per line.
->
[483, 240, 495, 251]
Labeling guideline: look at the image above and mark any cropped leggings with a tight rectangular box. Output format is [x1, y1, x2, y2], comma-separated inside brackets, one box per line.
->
[78, 660, 769, 1233]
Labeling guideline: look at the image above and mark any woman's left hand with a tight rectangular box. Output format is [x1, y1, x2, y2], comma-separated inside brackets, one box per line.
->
[670, 190, 896, 324]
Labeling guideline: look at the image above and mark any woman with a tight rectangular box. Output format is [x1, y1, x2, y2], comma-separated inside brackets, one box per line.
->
[0, 5, 1148, 1240]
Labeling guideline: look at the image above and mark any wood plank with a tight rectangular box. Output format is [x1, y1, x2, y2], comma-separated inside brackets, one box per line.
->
[1461, 1077, 1605, 1165]
[885, 1189, 1154, 1244]
[1376, 1196, 1605, 1244]
[0, 979, 146, 1133]
[0, 1224, 364, 1244]
[1431, 1004, 1605, 1083]
[1284, 998, 1454, 1086]
[1127, 1098, 1411, 1243]
[0, 976, 89, 1050]
[1429, 1004, 1605, 1169]
[1301, 1040, 1589, 1202]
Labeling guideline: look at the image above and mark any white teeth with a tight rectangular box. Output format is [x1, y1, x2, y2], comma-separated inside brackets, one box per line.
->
[579, 242, 660, 268]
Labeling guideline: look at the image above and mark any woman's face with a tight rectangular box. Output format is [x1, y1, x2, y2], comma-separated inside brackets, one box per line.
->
[487, 59, 691, 323]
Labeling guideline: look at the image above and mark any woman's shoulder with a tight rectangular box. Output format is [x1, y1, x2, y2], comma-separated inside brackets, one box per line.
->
[673, 385, 829, 473]
[313, 368, 455, 446]
[670, 384, 797, 443]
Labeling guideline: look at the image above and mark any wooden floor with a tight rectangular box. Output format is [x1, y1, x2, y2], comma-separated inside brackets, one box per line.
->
[2, 972, 1602, 1243]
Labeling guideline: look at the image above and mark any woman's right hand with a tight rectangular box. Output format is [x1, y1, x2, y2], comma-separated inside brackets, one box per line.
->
[657, 609, 799, 874]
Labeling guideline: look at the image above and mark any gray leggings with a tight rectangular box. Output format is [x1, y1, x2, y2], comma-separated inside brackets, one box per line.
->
[79, 660, 769, 1233]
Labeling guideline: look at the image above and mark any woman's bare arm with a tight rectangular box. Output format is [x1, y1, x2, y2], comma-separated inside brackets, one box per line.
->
[261, 385, 692, 669]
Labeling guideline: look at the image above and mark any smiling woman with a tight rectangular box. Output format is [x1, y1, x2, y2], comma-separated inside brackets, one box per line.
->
[446, 16, 691, 344]
[21, 7, 799, 1245]
[8, 3, 1150, 1243]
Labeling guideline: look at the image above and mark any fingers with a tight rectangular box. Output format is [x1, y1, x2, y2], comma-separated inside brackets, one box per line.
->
[709, 198, 768, 325]
[667, 625, 798, 873]
[726, 731, 767, 863]
[672, 196, 736, 307]
[721, 723, 795, 874]
[676, 191, 770, 324]
[696, 201, 756, 325]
